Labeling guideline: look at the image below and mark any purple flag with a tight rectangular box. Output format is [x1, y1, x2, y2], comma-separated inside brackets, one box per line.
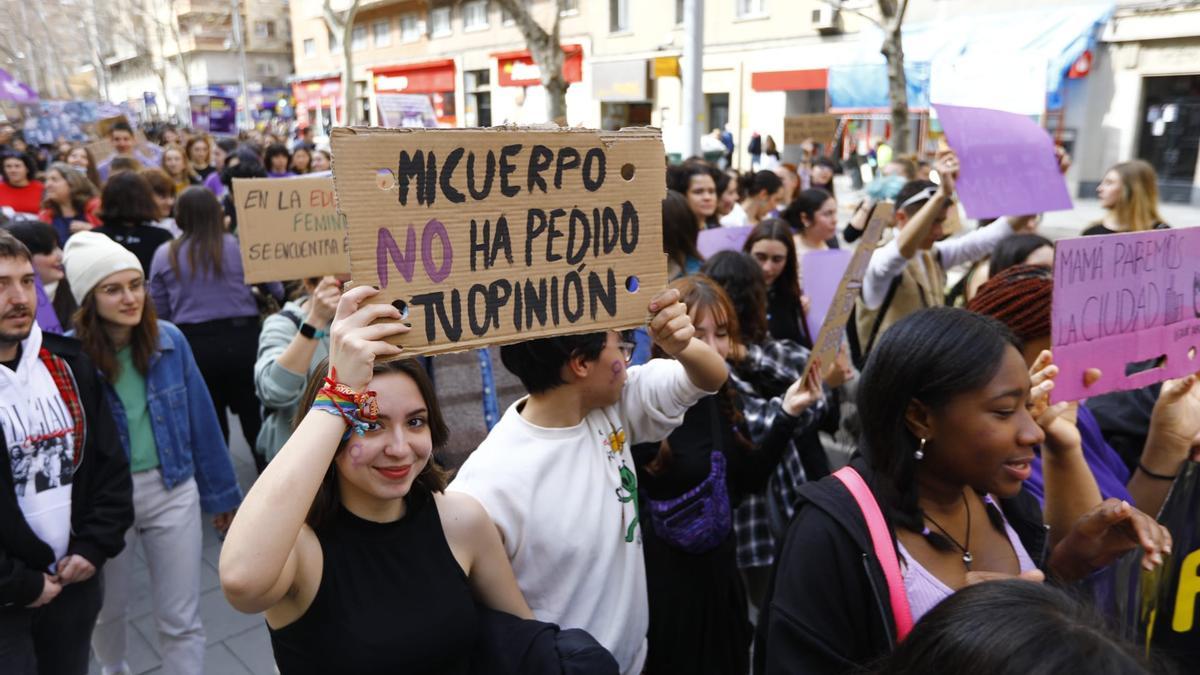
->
[933, 103, 1072, 220]
[0, 68, 37, 104]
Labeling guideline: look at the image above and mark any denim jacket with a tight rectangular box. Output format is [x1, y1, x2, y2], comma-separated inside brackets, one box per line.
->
[98, 321, 242, 514]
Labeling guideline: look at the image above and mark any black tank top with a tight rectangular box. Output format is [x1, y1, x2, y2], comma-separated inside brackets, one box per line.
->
[269, 486, 479, 674]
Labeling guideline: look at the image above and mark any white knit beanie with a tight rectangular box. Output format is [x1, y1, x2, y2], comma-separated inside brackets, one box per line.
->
[62, 231, 144, 305]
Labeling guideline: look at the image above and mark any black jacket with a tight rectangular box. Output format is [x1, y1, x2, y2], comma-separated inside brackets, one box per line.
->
[470, 608, 619, 675]
[0, 332, 133, 607]
[754, 456, 1047, 675]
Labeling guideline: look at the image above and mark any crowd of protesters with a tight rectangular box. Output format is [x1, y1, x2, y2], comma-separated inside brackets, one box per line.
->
[0, 112, 1195, 675]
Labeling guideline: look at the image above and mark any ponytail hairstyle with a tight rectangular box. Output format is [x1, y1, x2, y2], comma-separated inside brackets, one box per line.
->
[857, 307, 1019, 551]
[782, 188, 834, 234]
[645, 275, 752, 475]
[740, 169, 782, 200]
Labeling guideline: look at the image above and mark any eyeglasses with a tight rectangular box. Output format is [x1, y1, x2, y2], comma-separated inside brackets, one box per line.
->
[617, 341, 636, 363]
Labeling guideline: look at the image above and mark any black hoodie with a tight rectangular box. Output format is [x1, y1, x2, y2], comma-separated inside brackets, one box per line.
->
[754, 456, 1047, 675]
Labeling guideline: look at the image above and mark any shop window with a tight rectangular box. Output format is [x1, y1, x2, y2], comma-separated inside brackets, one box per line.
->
[303, 38, 316, 57]
[430, 7, 452, 37]
[400, 13, 423, 42]
[350, 25, 367, 51]
[255, 21, 275, 38]
[609, 0, 629, 32]
[373, 20, 391, 47]
[465, 68, 490, 90]
[736, 0, 766, 19]
[463, 0, 488, 30]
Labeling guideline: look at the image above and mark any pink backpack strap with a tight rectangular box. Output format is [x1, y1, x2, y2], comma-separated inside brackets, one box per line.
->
[832, 466, 914, 642]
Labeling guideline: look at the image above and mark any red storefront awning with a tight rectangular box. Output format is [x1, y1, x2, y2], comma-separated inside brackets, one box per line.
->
[371, 59, 456, 93]
[493, 44, 583, 87]
[751, 69, 828, 92]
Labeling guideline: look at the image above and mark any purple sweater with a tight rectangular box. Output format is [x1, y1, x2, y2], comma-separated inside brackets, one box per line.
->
[1024, 405, 1133, 506]
[148, 235, 283, 325]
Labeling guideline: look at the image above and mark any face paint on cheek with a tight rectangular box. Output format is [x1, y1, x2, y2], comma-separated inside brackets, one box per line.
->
[348, 443, 366, 467]
[611, 359, 625, 383]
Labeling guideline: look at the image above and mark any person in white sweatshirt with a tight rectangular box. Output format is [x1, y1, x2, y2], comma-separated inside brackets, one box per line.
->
[450, 287, 729, 675]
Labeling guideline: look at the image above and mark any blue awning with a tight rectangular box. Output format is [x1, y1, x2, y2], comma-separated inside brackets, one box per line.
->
[828, 2, 1114, 111]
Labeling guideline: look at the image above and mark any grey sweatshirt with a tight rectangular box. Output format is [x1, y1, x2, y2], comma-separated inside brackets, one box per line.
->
[253, 299, 329, 461]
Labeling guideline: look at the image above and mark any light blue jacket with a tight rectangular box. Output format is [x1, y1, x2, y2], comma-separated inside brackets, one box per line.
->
[98, 321, 242, 514]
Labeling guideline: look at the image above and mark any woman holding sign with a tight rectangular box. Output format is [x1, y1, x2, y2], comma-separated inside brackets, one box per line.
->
[220, 286, 553, 674]
[757, 307, 1173, 675]
[149, 187, 283, 472]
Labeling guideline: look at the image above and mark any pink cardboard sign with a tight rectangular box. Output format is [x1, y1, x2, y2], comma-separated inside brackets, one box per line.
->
[697, 225, 753, 259]
[934, 103, 1073, 220]
[1051, 229, 1200, 403]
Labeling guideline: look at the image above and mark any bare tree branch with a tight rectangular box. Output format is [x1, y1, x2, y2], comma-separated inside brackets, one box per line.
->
[822, 0, 882, 30]
[494, 0, 568, 125]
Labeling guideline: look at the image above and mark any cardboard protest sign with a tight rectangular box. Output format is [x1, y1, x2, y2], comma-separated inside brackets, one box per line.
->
[933, 103, 1072, 220]
[1051, 228, 1200, 403]
[784, 114, 840, 146]
[801, 203, 892, 381]
[231, 176, 351, 283]
[801, 249, 853, 341]
[697, 225, 753, 259]
[330, 126, 668, 358]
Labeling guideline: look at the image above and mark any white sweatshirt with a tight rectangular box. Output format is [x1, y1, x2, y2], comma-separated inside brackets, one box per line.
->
[0, 323, 75, 568]
[450, 358, 711, 675]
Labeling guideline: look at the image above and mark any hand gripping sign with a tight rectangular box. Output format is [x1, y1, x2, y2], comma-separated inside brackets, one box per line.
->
[330, 126, 668, 358]
[1052, 228, 1200, 403]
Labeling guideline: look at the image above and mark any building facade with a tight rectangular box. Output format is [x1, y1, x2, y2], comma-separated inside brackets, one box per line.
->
[103, 0, 294, 124]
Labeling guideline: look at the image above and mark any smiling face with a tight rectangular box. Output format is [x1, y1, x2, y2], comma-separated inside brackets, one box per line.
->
[915, 347, 1045, 499]
[67, 147, 89, 169]
[0, 255, 35, 346]
[3, 157, 28, 185]
[750, 239, 789, 286]
[32, 246, 64, 285]
[1097, 170, 1123, 209]
[93, 269, 146, 329]
[111, 130, 134, 155]
[686, 174, 717, 220]
[311, 151, 331, 172]
[334, 371, 434, 504]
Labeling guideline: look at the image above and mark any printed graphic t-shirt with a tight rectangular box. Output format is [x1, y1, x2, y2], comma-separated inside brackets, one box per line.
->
[450, 359, 712, 675]
[0, 324, 75, 567]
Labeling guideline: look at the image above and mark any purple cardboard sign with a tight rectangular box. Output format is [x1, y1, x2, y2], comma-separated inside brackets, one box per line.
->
[934, 103, 1072, 220]
[1051, 229, 1200, 403]
[802, 249, 853, 340]
[698, 225, 753, 259]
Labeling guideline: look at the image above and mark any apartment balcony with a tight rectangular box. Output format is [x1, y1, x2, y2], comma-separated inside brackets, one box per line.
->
[175, 0, 231, 18]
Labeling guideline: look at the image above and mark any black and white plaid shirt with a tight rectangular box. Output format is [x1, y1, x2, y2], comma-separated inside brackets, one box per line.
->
[731, 338, 829, 569]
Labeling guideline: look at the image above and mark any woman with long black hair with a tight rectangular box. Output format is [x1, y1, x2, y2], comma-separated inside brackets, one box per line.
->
[149, 186, 283, 472]
[758, 307, 1172, 674]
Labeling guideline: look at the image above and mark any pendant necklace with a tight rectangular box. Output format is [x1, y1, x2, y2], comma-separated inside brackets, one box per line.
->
[923, 491, 973, 569]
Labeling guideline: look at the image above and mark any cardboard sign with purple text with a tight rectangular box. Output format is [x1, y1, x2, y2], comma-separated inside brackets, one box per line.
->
[331, 126, 668, 358]
[933, 103, 1072, 220]
[697, 226, 753, 259]
[1051, 229, 1200, 403]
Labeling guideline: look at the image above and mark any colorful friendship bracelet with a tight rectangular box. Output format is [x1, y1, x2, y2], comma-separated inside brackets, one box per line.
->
[311, 368, 381, 441]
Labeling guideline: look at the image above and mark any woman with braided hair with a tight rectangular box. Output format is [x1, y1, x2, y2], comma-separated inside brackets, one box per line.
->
[632, 274, 824, 675]
[968, 264, 1200, 518]
[757, 307, 1172, 674]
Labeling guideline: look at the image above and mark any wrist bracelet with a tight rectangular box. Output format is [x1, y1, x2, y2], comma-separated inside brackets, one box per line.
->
[312, 369, 380, 441]
[1137, 462, 1177, 481]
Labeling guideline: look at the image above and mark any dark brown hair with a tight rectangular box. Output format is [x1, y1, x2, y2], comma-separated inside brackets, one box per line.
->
[40, 162, 98, 218]
[295, 358, 451, 531]
[99, 171, 159, 227]
[743, 217, 803, 307]
[0, 229, 32, 263]
[73, 280, 160, 382]
[646, 275, 751, 475]
[170, 186, 225, 280]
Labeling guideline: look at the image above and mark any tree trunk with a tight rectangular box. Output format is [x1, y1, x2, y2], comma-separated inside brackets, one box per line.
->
[497, 0, 567, 126]
[881, 27, 909, 154]
[324, 0, 361, 127]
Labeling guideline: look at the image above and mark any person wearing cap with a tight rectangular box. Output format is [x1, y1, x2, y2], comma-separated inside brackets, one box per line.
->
[854, 150, 1017, 362]
[61, 231, 242, 675]
[0, 230, 133, 675]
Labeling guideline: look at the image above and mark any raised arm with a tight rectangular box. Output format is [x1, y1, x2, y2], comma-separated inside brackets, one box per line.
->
[1127, 373, 1200, 517]
[648, 288, 727, 393]
[219, 287, 406, 614]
